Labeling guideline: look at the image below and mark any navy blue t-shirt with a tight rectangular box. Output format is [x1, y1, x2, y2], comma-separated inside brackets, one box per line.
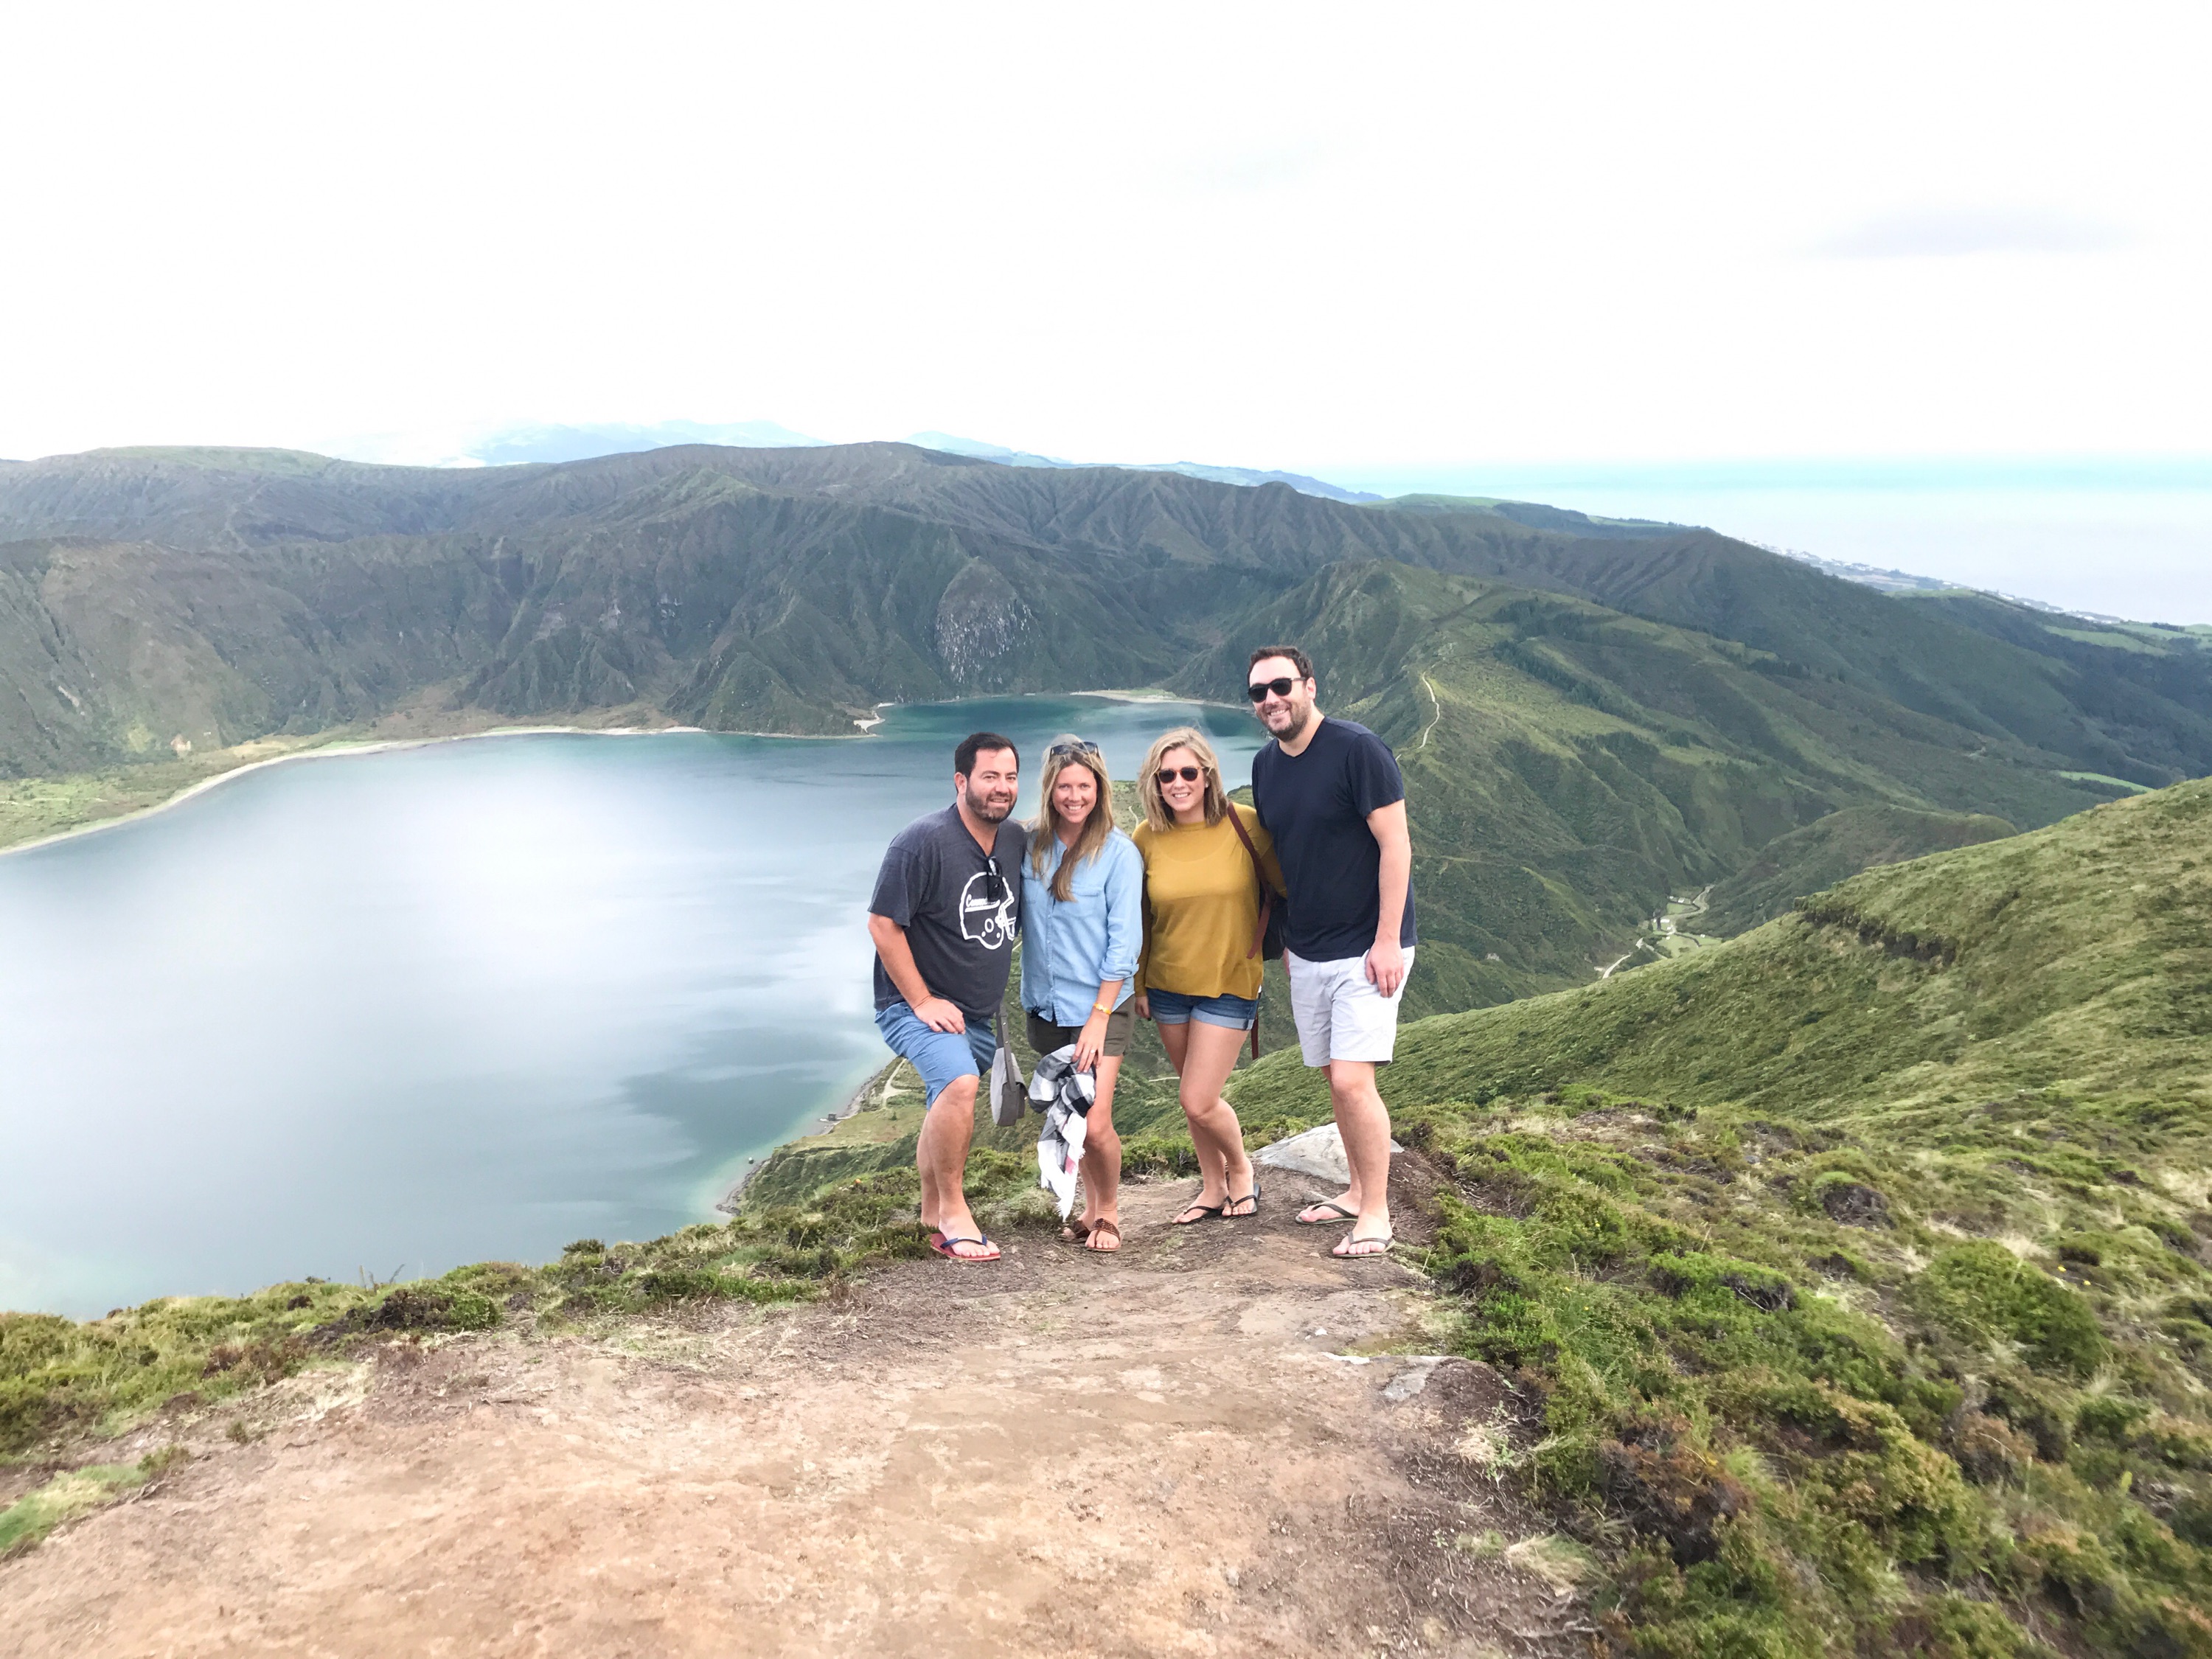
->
[1250, 717, 1417, 961]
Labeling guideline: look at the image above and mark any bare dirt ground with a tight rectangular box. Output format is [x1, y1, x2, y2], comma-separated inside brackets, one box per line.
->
[2, 1161, 1590, 1658]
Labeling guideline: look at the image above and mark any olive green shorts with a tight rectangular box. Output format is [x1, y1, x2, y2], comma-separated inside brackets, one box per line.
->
[1024, 1003, 1135, 1060]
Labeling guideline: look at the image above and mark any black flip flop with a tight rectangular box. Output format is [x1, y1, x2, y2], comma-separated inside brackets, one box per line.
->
[1171, 1198, 1225, 1226]
[1224, 1181, 1262, 1219]
[929, 1232, 1001, 1263]
[1295, 1200, 1357, 1226]
[1332, 1233, 1394, 1259]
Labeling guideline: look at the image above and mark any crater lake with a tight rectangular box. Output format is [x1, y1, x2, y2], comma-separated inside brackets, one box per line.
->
[0, 697, 1262, 1318]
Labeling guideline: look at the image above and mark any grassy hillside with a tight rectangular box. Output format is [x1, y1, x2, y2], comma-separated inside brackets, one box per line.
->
[1177, 561, 2118, 997]
[1227, 778, 2212, 1658]
[1704, 805, 2019, 936]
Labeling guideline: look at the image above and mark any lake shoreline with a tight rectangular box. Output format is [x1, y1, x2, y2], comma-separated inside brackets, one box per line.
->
[2, 689, 1236, 860]
[714, 1062, 898, 1214]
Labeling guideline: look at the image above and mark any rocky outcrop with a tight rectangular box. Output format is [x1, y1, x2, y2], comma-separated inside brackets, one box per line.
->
[933, 556, 1032, 685]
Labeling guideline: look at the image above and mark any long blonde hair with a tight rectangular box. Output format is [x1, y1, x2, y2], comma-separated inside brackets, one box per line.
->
[1138, 726, 1230, 833]
[1029, 735, 1116, 901]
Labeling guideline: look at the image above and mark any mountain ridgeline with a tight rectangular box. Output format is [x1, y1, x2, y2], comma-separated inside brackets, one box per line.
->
[2, 442, 2207, 989]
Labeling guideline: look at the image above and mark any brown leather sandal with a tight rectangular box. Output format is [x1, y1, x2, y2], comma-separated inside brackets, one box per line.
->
[1084, 1218, 1122, 1253]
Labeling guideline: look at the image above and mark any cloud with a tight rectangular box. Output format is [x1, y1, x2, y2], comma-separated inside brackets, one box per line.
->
[1815, 206, 2133, 258]
[1172, 142, 1329, 195]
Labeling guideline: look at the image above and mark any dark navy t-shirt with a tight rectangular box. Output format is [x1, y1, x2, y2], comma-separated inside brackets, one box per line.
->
[869, 805, 1027, 1023]
[1250, 717, 1417, 961]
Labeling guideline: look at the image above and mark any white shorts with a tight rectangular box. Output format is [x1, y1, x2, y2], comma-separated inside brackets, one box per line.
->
[1284, 947, 1414, 1067]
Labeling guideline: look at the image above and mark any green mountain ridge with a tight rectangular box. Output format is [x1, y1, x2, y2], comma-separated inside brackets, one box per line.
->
[1, 442, 2207, 988]
[1171, 560, 2185, 996]
[1703, 804, 2020, 936]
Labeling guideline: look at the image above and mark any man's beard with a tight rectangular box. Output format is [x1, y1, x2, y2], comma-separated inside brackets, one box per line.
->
[964, 783, 1015, 822]
[1264, 699, 1307, 734]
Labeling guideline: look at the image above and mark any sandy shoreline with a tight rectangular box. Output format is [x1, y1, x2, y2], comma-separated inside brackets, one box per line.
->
[714, 1062, 898, 1213]
[6, 689, 1238, 861]
[0, 720, 917, 860]
[1067, 686, 1241, 709]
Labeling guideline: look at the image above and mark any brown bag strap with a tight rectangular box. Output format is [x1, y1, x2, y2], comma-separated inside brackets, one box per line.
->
[1221, 807, 1273, 962]
[1222, 807, 1270, 1062]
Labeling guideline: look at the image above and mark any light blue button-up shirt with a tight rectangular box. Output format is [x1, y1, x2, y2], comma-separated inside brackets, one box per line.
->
[1018, 827, 1144, 1026]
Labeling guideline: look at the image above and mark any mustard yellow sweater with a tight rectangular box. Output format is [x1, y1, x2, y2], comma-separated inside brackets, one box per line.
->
[1133, 804, 1287, 1001]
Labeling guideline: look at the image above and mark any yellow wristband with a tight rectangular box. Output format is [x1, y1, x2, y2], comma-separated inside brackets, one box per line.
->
[1093, 1002, 1113, 1014]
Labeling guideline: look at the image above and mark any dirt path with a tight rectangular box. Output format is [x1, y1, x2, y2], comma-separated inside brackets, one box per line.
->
[1, 1166, 1585, 1658]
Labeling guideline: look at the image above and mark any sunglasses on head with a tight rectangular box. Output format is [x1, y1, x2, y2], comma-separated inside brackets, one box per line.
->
[1046, 738, 1099, 759]
[1247, 677, 1298, 702]
[1156, 765, 1203, 785]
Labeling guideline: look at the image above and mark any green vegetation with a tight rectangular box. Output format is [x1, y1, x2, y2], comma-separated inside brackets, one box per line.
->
[1224, 777, 2212, 1657]
[0, 1153, 1073, 1472]
[4, 445, 2206, 996]
[1704, 804, 2018, 936]
[2060, 771, 2156, 796]
[0, 1449, 186, 1555]
[0, 734, 370, 852]
[1180, 561, 2138, 1002]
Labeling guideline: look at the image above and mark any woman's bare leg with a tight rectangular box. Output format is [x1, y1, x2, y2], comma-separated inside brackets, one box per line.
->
[1158, 1022, 1225, 1201]
[1162, 1020, 1253, 1221]
[1078, 1055, 1122, 1248]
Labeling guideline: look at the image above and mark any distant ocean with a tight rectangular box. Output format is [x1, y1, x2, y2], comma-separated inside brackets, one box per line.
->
[1335, 459, 2212, 625]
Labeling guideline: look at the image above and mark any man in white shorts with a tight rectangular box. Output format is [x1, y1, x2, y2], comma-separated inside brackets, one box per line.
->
[1245, 645, 1415, 1260]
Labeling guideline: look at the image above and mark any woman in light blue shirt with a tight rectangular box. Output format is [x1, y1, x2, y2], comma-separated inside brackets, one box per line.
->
[1020, 735, 1144, 1252]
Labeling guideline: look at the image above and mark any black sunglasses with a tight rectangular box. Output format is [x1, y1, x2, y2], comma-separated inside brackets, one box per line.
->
[1047, 738, 1100, 759]
[1156, 765, 1203, 785]
[982, 854, 1006, 901]
[1247, 677, 1299, 702]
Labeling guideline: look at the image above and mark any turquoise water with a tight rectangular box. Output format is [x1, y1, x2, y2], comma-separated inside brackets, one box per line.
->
[0, 697, 1259, 1318]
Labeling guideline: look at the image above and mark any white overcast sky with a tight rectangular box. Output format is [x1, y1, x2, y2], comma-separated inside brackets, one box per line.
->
[3, 3, 2208, 613]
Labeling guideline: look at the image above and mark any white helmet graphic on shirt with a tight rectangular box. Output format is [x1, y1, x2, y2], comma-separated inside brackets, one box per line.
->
[959, 869, 1016, 950]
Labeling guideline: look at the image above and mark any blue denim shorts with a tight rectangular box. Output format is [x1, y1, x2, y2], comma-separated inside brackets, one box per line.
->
[874, 1001, 998, 1107]
[1145, 987, 1259, 1030]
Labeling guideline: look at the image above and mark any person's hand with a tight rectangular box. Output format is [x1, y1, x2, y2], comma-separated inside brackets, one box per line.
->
[1074, 1009, 1109, 1071]
[1366, 939, 1406, 999]
[1134, 992, 1151, 1021]
[914, 995, 967, 1033]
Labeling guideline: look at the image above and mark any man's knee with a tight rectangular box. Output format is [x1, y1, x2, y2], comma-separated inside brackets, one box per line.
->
[1327, 1060, 1377, 1098]
[931, 1073, 979, 1110]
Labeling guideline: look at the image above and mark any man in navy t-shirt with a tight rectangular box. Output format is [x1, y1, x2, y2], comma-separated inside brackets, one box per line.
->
[1246, 644, 1415, 1261]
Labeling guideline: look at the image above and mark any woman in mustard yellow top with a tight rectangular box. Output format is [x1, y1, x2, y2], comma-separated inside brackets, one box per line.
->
[1132, 726, 1287, 1225]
